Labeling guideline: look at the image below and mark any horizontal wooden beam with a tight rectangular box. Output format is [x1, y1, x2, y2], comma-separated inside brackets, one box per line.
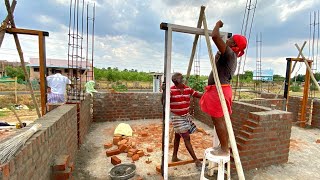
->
[286, 58, 313, 63]
[156, 158, 203, 172]
[6, 28, 49, 36]
[160, 22, 231, 40]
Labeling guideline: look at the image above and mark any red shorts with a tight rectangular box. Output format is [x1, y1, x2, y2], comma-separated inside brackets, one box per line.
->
[199, 85, 233, 118]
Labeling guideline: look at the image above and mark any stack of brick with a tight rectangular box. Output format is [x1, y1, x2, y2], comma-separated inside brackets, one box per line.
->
[105, 134, 153, 166]
[52, 155, 74, 180]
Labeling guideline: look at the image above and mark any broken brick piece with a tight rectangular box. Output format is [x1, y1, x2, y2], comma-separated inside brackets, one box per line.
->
[118, 144, 128, 152]
[118, 139, 128, 146]
[124, 146, 131, 153]
[132, 154, 140, 161]
[128, 148, 138, 154]
[131, 142, 136, 148]
[106, 149, 120, 157]
[52, 167, 72, 180]
[53, 155, 70, 171]
[127, 152, 134, 157]
[147, 148, 153, 153]
[141, 132, 148, 137]
[113, 137, 122, 145]
[316, 139, 320, 143]
[137, 150, 144, 157]
[111, 156, 121, 165]
[104, 143, 113, 149]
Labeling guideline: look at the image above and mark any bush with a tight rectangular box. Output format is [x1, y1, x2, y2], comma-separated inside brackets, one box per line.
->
[290, 85, 301, 92]
[187, 75, 206, 92]
[112, 82, 128, 92]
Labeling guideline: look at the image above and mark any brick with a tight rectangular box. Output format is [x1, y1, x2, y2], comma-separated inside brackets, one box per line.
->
[118, 139, 128, 146]
[124, 146, 131, 153]
[147, 147, 153, 153]
[118, 144, 128, 152]
[128, 148, 138, 154]
[113, 137, 122, 145]
[104, 143, 113, 149]
[52, 155, 70, 171]
[132, 154, 140, 161]
[127, 152, 134, 157]
[137, 150, 144, 157]
[52, 167, 72, 180]
[131, 142, 136, 148]
[316, 139, 320, 143]
[106, 149, 121, 157]
[111, 156, 121, 165]
[141, 131, 148, 137]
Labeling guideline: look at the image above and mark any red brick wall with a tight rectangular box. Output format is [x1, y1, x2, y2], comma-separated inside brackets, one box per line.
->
[193, 99, 292, 171]
[261, 93, 315, 125]
[79, 95, 93, 144]
[0, 105, 78, 180]
[312, 99, 320, 128]
[240, 99, 286, 111]
[93, 92, 162, 122]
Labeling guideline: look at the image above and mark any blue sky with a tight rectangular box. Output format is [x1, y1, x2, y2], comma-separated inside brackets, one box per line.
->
[0, 0, 320, 76]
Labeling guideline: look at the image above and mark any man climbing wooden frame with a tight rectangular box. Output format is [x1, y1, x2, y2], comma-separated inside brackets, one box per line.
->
[160, 6, 245, 180]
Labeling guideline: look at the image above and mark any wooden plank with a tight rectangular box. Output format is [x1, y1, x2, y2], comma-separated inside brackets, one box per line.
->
[284, 59, 292, 108]
[6, 28, 49, 36]
[162, 25, 172, 179]
[202, 13, 245, 180]
[185, 6, 205, 84]
[160, 23, 230, 40]
[301, 62, 311, 128]
[0, 0, 16, 48]
[156, 158, 204, 172]
[39, 33, 47, 116]
[295, 43, 320, 91]
[286, 57, 313, 63]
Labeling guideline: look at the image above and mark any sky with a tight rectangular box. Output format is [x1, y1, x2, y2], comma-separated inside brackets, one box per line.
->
[0, 0, 320, 77]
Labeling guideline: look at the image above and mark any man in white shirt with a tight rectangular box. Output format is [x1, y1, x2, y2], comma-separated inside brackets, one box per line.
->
[46, 69, 72, 103]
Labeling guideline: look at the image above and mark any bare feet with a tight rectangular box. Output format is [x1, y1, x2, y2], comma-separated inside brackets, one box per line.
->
[210, 147, 229, 156]
[172, 157, 182, 162]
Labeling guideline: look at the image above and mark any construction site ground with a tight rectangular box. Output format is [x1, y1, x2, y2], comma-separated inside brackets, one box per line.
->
[73, 119, 320, 180]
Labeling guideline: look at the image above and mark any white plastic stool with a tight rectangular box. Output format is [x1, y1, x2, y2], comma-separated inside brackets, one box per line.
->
[200, 147, 230, 180]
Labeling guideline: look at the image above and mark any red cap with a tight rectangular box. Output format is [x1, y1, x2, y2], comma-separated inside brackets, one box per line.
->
[231, 35, 247, 57]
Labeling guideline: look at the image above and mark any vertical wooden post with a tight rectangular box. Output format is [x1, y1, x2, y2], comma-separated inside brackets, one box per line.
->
[15, 76, 17, 104]
[284, 58, 292, 110]
[202, 13, 245, 179]
[301, 62, 311, 128]
[39, 32, 47, 116]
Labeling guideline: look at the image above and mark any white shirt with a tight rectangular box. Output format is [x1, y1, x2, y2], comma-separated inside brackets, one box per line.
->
[46, 73, 71, 95]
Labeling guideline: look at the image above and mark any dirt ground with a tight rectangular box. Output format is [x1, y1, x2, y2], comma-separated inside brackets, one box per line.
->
[73, 119, 320, 180]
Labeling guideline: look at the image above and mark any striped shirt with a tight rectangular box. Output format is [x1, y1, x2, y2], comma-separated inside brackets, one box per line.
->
[170, 85, 199, 116]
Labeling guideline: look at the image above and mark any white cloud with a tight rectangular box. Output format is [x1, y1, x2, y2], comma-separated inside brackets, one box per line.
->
[277, 0, 314, 22]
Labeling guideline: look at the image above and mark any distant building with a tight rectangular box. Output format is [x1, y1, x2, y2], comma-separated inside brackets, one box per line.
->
[27, 58, 93, 81]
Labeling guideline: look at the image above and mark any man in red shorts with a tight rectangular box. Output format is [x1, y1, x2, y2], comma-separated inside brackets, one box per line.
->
[200, 20, 247, 156]
[163, 72, 203, 168]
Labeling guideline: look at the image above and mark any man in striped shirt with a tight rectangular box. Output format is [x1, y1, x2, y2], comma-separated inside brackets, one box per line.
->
[163, 72, 203, 168]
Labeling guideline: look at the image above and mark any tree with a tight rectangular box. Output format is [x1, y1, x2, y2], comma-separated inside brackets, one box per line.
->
[273, 74, 285, 82]
[5, 66, 25, 82]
